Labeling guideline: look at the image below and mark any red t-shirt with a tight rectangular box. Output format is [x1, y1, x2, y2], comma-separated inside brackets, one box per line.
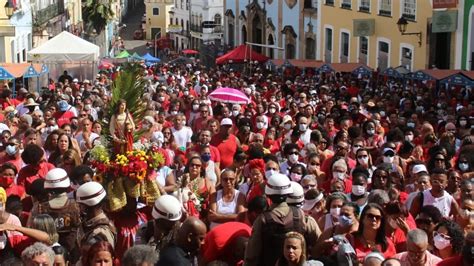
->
[435, 256, 463, 266]
[210, 134, 238, 169]
[53, 111, 75, 127]
[350, 235, 396, 263]
[202, 222, 252, 265]
[191, 145, 221, 163]
[17, 161, 56, 192]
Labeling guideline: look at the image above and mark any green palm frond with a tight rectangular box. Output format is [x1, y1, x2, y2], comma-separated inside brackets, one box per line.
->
[102, 64, 148, 148]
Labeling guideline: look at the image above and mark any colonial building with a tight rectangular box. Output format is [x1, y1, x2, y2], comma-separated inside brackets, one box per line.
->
[190, 0, 224, 49]
[318, 0, 462, 71]
[461, 0, 474, 70]
[169, 0, 190, 51]
[223, 0, 318, 60]
[0, 0, 33, 63]
[145, 0, 174, 40]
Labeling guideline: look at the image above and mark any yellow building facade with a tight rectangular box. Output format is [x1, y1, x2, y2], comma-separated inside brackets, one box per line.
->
[145, 0, 174, 40]
[318, 0, 457, 71]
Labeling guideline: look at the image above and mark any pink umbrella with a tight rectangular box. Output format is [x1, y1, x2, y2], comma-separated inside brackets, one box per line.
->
[208, 87, 250, 104]
[182, 49, 199, 55]
[98, 62, 115, 70]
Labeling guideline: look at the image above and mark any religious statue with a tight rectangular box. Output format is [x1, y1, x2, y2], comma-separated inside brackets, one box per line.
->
[110, 99, 135, 155]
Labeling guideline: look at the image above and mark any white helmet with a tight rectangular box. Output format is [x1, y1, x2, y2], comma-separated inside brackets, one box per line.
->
[44, 168, 70, 189]
[286, 181, 304, 204]
[152, 195, 182, 221]
[265, 173, 292, 195]
[76, 182, 106, 206]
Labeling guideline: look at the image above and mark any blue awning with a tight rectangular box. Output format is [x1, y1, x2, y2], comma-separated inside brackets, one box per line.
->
[440, 73, 474, 87]
[0, 67, 14, 80]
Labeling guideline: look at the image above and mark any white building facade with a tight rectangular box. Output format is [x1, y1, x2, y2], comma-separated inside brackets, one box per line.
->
[190, 0, 224, 49]
[169, 0, 189, 51]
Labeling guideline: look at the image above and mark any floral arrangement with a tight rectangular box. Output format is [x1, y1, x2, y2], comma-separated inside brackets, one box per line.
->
[89, 144, 165, 211]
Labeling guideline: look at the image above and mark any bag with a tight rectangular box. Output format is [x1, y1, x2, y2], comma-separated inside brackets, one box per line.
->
[261, 206, 305, 266]
[419, 191, 424, 207]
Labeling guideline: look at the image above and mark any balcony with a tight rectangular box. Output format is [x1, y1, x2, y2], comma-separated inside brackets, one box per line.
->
[359, 6, 370, 13]
[379, 9, 391, 17]
[341, 3, 351, 9]
[35, 4, 59, 26]
[190, 24, 222, 34]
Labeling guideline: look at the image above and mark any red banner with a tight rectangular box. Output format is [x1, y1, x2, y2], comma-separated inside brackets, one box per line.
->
[433, 0, 457, 8]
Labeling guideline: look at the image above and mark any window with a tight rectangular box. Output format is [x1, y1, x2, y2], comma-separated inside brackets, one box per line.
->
[175, 18, 178, 25]
[170, 18, 173, 25]
[359, 36, 368, 65]
[153, 8, 159, 16]
[325, 28, 333, 62]
[379, 0, 391, 16]
[340, 32, 350, 63]
[401, 46, 413, 71]
[325, 0, 334, 5]
[214, 14, 222, 25]
[306, 37, 316, 59]
[359, 0, 370, 12]
[378, 40, 390, 71]
[341, 0, 351, 9]
[402, 0, 416, 21]
[286, 43, 296, 59]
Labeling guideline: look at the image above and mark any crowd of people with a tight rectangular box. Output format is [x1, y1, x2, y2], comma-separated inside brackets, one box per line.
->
[0, 61, 472, 266]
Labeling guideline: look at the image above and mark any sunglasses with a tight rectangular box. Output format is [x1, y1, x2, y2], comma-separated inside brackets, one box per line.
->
[366, 213, 382, 221]
[303, 184, 316, 189]
[288, 152, 299, 155]
[190, 163, 202, 168]
[415, 218, 433, 225]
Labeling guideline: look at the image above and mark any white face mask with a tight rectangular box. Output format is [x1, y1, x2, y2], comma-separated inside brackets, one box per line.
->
[459, 163, 469, 172]
[288, 154, 299, 164]
[269, 108, 276, 114]
[405, 134, 414, 142]
[351, 185, 366, 196]
[333, 172, 345, 180]
[192, 104, 199, 111]
[290, 173, 302, 182]
[170, 111, 178, 116]
[299, 124, 307, 131]
[330, 207, 341, 218]
[256, 122, 265, 130]
[383, 156, 395, 164]
[284, 123, 292, 130]
[433, 234, 451, 250]
[459, 120, 467, 127]
[357, 156, 369, 165]
[367, 129, 376, 136]
[265, 169, 276, 179]
[232, 110, 240, 117]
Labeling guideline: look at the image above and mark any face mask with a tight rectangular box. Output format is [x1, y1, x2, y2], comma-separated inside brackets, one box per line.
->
[158, 96, 165, 102]
[85, 104, 92, 109]
[405, 134, 414, 142]
[299, 124, 307, 131]
[232, 110, 240, 117]
[460, 120, 467, 127]
[407, 122, 415, 128]
[352, 146, 360, 154]
[192, 104, 199, 111]
[201, 154, 211, 162]
[265, 169, 276, 179]
[357, 156, 369, 165]
[284, 123, 292, 130]
[256, 122, 265, 130]
[459, 163, 469, 172]
[333, 172, 345, 180]
[48, 125, 59, 133]
[183, 91, 189, 96]
[433, 234, 451, 250]
[330, 207, 341, 218]
[388, 218, 399, 229]
[288, 154, 299, 164]
[290, 173, 302, 182]
[366, 129, 375, 136]
[170, 111, 178, 116]
[352, 185, 366, 196]
[338, 215, 353, 227]
[383, 156, 394, 164]
[5, 145, 17, 156]
[269, 108, 276, 114]
[0, 176, 13, 188]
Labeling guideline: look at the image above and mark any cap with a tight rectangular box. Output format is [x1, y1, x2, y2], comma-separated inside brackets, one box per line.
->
[383, 147, 395, 156]
[73, 78, 79, 83]
[220, 118, 233, 126]
[143, 116, 155, 124]
[19, 88, 28, 94]
[24, 98, 39, 107]
[58, 100, 69, 112]
[287, 182, 304, 204]
[265, 173, 293, 195]
[280, 115, 293, 126]
[83, 79, 90, 84]
[152, 195, 182, 221]
[44, 168, 70, 189]
[76, 182, 106, 206]
[412, 164, 428, 174]
[302, 193, 324, 212]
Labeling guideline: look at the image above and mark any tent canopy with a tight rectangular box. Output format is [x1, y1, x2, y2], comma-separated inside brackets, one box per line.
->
[142, 53, 161, 63]
[28, 31, 100, 62]
[216, 44, 269, 65]
[115, 50, 131, 59]
[0, 63, 45, 78]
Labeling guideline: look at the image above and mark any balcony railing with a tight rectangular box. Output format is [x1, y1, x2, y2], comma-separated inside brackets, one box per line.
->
[341, 3, 351, 9]
[379, 9, 391, 16]
[35, 4, 59, 25]
[190, 25, 222, 34]
[359, 5, 370, 12]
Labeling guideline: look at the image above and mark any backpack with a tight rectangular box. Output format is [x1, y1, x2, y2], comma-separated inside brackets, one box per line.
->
[333, 235, 357, 266]
[261, 205, 305, 266]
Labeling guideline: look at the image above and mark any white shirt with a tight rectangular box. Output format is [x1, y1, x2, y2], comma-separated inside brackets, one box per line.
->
[171, 126, 193, 149]
[76, 132, 99, 151]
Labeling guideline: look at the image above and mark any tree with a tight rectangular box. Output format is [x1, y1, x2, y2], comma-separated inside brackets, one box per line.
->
[82, 0, 114, 34]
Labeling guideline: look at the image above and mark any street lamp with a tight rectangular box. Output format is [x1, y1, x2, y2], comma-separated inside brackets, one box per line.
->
[396, 16, 422, 47]
[45, 21, 53, 38]
[4, 1, 14, 18]
[154, 31, 161, 57]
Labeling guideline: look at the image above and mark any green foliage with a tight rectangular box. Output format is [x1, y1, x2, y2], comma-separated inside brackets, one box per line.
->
[83, 0, 114, 34]
[102, 63, 148, 148]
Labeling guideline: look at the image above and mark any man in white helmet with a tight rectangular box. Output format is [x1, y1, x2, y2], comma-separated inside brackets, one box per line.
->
[244, 173, 321, 266]
[75, 182, 116, 249]
[136, 194, 183, 256]
[27, 168, 81, 262]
